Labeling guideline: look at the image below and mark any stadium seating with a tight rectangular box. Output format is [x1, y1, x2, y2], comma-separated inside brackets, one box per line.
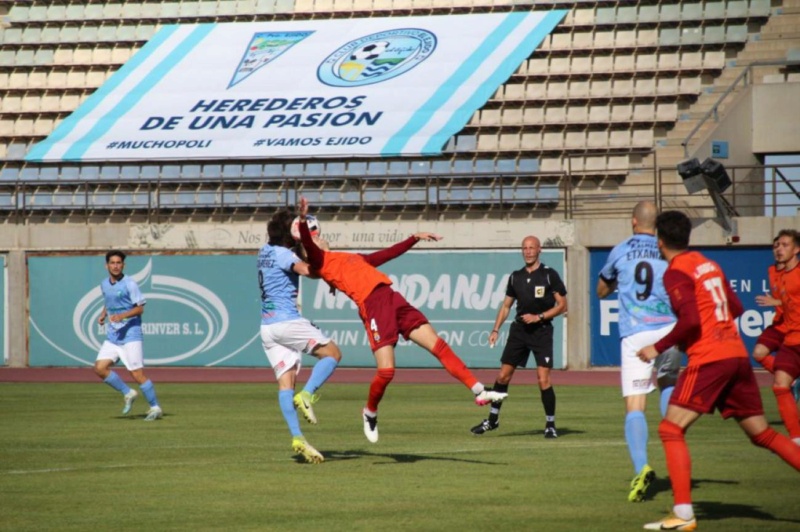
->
[0, 0, 797, 219]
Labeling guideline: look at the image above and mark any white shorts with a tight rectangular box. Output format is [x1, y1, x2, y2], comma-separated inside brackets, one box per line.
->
[96, 341, 144, 371]
[260, 318, 331, 379]
[620, 323, 681, 397]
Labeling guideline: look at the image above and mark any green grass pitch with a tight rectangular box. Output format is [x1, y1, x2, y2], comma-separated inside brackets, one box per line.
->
[1, 382, 798, 531]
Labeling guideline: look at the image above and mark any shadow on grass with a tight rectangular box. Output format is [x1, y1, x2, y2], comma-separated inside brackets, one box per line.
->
[316, 449, 501, 465]
[117, 413, 169, 421]
[648, 476, 740, 500]
[696, 500, 800, 526]
[499, 427, 585, 438]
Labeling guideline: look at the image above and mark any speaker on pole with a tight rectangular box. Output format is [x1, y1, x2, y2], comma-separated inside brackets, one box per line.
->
[677, 158, 705, 194]
[699, 158, 731, 193]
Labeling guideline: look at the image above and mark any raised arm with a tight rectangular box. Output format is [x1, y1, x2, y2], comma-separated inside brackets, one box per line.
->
[363, 232, 442, 267]
[298, 197, 324, 269]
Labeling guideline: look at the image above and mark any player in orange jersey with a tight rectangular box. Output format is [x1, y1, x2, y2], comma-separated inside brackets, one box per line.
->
[296, 197, 507, 443]
[637, 211, 800, 531]
[752, 235, 787, 373]
[770, 229, 800, 442]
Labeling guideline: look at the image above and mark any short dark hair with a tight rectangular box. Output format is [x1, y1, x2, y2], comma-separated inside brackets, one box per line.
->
[777, 228, 800, 246]
[106, 250, 126, 263]
[267, 210, 295, 248]
[655, 210, 692, 251]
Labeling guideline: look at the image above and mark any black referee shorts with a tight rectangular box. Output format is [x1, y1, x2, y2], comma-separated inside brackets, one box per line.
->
[500, 321, 554, 369]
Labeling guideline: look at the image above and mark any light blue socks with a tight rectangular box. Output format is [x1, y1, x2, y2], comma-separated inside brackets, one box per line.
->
[660, 386, 674, 418]
[140, 379, 159, 407]
[103, 371, 131, 395]
[279, 389, 302, 437]
[625, 410, 649, 474]
[303, 357, 338, 395]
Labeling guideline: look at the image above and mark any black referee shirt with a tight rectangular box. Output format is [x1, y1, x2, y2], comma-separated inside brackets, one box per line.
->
[506, 262, 567, 319]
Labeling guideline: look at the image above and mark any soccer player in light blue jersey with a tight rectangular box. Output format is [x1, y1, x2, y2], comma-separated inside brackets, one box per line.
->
[258, 210, 342, 464]
[596, 201, 682, 502]
[93, 250, 162, 421]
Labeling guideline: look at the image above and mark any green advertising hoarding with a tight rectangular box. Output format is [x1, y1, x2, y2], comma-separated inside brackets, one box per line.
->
[29, 254, 260, 367]
[28, 250, 566, 368]
[299, 249, 566, 369]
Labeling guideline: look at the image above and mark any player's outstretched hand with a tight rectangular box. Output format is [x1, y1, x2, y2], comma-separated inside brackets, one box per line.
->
[414, 232, 442, 242]
[298, 196, 309, 218]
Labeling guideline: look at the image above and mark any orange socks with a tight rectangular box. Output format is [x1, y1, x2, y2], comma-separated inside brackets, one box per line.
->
[432, 338, 478, 389]
[758, 355, 776, 373]
[658, 419, 692, 506]
[773, 386, 800, 439]
[750, 427, 800, 470]
[366, 368, 395, 412]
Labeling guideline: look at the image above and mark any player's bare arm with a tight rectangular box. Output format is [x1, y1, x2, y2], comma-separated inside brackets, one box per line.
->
[109, 304, 144, 323]
[755, 294, 781, 307]
[636, 344, 659, 362]
[292, 260, 313, 277]
[596, 277, 617, 298]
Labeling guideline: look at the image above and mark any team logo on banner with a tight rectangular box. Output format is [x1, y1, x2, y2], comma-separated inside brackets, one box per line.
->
[317, 28, 437, 87]
[229, 31, 314, 88]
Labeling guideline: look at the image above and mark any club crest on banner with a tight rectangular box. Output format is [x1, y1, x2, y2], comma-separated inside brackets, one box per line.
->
[317, 29, 436, 87]
[229, 31, 314, 88]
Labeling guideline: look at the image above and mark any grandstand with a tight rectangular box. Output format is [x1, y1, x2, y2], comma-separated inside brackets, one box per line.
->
[0, 0, 798, 222]
[0, 1, 799, 372]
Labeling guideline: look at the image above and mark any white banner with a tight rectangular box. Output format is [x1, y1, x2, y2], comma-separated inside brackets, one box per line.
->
[27, 12, 565, 162]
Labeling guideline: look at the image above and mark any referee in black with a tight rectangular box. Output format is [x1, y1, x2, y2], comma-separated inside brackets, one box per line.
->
[471, 235, 568, 438]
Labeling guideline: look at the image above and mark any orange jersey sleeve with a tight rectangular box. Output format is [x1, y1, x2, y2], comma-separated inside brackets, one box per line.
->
[778, 264, 800, 345]
[316, 250, 393, 308]
[668, 251, 747, 365]
[767, 264, 786, 330]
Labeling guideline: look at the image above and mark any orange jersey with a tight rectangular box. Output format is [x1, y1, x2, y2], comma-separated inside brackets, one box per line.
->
[767, 264, 787, 332]
[667, 251, 747, 365]
[778, 263, 800, 345]
[315, 250, 392, 309]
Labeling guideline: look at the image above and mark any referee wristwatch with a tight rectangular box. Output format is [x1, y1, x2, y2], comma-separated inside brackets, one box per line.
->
[538, 313, 546, 322]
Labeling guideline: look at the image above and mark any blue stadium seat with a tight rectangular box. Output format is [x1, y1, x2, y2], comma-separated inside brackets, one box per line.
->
[81, 166, 100, 180]
[182, 164, 202, 179]
[0, 168, 20, 181]
[120, 165, 140, 180]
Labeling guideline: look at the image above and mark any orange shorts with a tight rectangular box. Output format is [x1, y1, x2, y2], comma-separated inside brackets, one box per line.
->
[360, 284, 428, 351]
[670, 357, 764, 419]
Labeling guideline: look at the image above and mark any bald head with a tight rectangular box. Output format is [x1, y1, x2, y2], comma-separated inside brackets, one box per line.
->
[522, 235, 541, 248]
[521, 235, 542, 267]
[632, 201, 658, 234]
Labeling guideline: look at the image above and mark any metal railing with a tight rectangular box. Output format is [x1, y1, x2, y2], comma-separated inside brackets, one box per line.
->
[0, 163, 797, 222]
[682, 59, 800, 157]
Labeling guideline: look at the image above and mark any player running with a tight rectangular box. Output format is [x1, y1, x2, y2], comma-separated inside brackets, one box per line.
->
[597, 200, 682, 502]
[637, 211, 800, 531]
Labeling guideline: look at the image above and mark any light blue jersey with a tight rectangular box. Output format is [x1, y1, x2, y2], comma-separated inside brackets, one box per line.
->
[599, 233, 675, 338]
[258, 244, 302, 326]
[101, 275, 145, 345]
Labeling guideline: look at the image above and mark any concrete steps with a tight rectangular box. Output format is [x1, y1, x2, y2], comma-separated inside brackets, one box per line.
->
[652, 6, 800, 170]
